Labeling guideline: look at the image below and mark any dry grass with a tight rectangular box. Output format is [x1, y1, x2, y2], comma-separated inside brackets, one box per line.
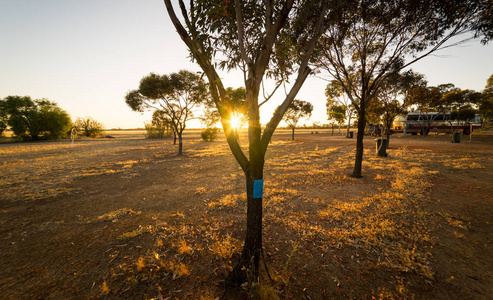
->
[2, 133, 492, 299]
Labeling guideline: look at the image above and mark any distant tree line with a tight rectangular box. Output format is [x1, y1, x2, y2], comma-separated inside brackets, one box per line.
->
[0, 95, 104, 141]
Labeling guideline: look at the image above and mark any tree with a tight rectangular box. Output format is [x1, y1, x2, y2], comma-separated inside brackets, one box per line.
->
[326, 80, 355, 137]
[146, 110, 174, 140]
[3, 95, 38, 139]
[316, 0, 493, 178]
[442, 89, 483, 111]
[0, 99, 8, 136]
[2, 96, 72, 140]
[36, 100, 73, 139]
[371, 71, 424, 144]
[74, 117, 105, 138]
[125, 70, 209, 155]
[281, 99, 313, 140]
[164, 0, 329, 286]
[327, 104, 345, 134]
[442, 89, 482, 135]
[480, 74, 493, 120]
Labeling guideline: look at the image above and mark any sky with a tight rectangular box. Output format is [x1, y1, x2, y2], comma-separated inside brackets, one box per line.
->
[1, 0, 492, 129]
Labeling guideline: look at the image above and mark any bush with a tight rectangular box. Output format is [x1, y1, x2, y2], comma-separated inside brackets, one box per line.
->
[38, 105, 72, 139]
[144, 122, 172, 139]
[74, 117, 104, 138]
[201, 127, 219, 141]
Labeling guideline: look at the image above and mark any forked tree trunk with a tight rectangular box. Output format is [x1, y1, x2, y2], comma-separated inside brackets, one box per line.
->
[226, 122, 264, 286]
[352, 108, 366, 178]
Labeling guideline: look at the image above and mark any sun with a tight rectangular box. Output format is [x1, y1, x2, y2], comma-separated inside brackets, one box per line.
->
[229, 115, 242, 130]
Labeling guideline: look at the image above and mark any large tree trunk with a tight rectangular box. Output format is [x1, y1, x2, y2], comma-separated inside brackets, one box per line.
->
[226, 167, 263, 286]
[352, 108, 366, 178]
[227, 107, 265, 286]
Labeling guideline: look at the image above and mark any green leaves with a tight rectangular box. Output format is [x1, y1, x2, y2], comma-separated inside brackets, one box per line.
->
[283, 99, 313, 128]
[1, 96, 72, 140]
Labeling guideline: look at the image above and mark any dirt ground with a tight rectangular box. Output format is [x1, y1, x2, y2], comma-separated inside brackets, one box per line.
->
[1, 130, 492, 299]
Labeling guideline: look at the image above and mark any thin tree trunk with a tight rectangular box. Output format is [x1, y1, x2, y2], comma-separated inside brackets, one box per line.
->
[177, 132, 183, 155]
[386, 130, 391, 147]
[292, 127, 295, 140]
[385, 118, 391, 147]
[346, 115, 352, 137]
[352, 109, 366, 178]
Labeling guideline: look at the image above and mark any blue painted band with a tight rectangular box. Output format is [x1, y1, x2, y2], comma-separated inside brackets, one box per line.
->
[253, 179, 264, 199]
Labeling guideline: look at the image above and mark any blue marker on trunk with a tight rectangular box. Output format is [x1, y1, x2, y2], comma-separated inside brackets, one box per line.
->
[253, 179, 264, 199]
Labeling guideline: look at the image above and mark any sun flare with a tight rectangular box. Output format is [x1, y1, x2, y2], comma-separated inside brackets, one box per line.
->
[229, 115, 242, 130]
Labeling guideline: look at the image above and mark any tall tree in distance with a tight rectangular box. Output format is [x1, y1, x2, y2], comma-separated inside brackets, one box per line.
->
[316, 0, 493, 178]
[0, 99, 8, 136]
[125, 70, 209, 155]
[372, 70, 425, 145]
[480, 74, 493, 121]
[164, 0, 330, 285]
[326, 80, 355, 137]
[327, 104, 346, 134]
[281, 99, 313, 140]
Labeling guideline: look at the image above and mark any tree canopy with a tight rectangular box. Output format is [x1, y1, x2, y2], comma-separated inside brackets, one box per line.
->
[326, 80, 356, 137]
[1, 96, 72, 140]
[481, 74, 493, 120]
[282, 99, 313, 140]
[125, 70, 209, 155]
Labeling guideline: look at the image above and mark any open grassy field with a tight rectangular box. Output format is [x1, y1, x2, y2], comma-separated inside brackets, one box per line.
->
[1, 130, 492, 299]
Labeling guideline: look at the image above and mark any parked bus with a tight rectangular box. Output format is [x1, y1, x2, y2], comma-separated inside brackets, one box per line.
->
[403, 112, 482, 135]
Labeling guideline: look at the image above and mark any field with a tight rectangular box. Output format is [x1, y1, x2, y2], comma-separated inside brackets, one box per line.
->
[1, 129, 492, 299]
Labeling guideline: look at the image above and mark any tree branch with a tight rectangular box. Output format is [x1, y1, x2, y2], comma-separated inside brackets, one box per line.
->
[261, 0, 329, 153]
[234, 0, 252, 65]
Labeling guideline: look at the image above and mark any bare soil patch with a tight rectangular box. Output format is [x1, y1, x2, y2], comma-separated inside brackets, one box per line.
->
[1, 131, 492, 299]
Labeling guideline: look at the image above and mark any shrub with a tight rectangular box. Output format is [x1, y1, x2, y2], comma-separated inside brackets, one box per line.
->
[201, 127, 219, 141]
[74, 117, 104, 138]
[144, 122, 172, 139]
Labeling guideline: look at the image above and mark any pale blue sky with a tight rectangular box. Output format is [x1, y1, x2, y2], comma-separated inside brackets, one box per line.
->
[1, 0, 492, 129]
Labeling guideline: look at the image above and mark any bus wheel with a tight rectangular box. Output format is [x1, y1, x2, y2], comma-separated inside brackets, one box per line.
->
[411, 132, 417, 135]
[463, 127, 470, 135]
